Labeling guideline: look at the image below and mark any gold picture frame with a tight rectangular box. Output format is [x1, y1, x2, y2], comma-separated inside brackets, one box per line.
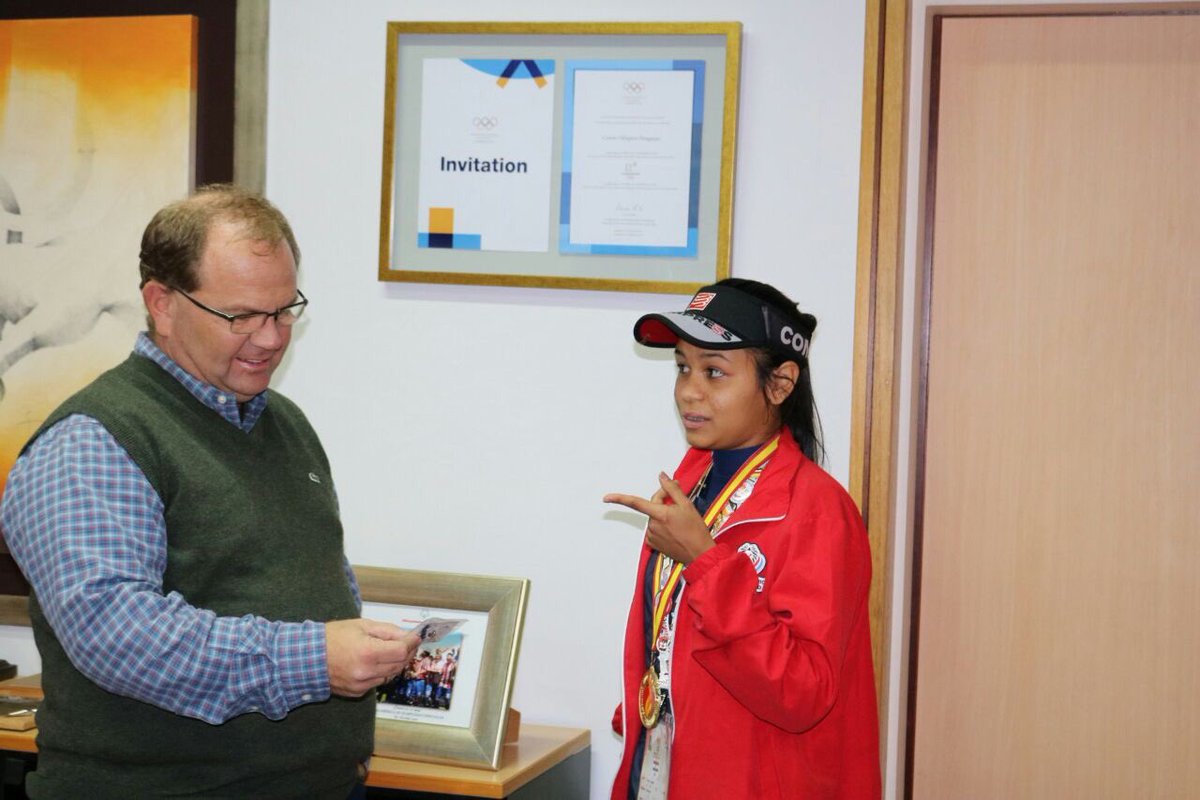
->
[378, 21, 742, 294]
[356, 565, 530, 770]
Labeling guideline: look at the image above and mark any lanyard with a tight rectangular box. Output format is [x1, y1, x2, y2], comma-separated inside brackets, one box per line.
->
[648, 434, 779, 644]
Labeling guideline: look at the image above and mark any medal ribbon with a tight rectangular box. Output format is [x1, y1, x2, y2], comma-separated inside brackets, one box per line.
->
[648, 434, 780, 643]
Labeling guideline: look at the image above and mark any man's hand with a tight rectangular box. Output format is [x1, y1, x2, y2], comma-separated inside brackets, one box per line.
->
[325, 618, 421, 697]
[604, 472, 715, 564]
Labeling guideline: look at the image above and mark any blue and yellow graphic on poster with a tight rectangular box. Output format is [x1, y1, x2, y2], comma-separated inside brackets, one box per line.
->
[417, 58, 555, 253]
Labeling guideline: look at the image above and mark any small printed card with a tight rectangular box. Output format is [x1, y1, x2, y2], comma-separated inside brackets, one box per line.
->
[415, 617, 467, 643]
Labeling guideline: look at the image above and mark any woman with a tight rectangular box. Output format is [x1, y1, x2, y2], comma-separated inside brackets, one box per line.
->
[605, 278, 880, 799]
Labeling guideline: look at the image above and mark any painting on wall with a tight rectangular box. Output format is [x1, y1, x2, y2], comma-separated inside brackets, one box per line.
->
[0, 14, 197, 489]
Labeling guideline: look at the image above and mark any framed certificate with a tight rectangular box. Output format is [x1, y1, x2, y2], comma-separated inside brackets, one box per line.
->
[379, 22, 741, 294]
[560, 59, 704, 258]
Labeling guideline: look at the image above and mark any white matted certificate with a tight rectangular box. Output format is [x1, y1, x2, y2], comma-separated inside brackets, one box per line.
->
[416, 58, 555, 253]
[560, 60, 705, 257]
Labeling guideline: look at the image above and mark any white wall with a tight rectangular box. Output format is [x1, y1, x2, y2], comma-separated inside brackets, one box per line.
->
[265, 1, 865, 796]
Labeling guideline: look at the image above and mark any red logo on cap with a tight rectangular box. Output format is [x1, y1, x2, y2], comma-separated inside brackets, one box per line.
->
[688, 292, 716, 311]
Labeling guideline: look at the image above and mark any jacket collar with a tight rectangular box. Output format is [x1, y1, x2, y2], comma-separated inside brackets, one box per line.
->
[673, 428, 806, 525]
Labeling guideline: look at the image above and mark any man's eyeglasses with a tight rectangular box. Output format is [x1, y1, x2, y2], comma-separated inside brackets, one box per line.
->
[175, 288, 308, 334]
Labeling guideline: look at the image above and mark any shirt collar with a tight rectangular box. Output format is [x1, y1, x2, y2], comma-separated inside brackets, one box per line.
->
[134, 331, 268, 431]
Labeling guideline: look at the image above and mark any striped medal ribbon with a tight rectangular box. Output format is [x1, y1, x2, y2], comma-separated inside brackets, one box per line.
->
[637, 434, 779, 728]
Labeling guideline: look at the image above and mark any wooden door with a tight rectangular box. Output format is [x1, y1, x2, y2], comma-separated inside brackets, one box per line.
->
[910, 12, 1200, 798]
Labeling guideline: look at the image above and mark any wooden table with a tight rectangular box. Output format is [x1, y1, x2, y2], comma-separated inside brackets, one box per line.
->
[0, 676, 590, 799]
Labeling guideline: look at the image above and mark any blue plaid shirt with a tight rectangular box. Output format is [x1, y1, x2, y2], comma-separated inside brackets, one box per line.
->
[1, 333, 360, 724]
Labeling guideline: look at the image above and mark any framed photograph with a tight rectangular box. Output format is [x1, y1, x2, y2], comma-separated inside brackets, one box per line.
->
[0, 0, 265, 625]
[378, 21, 742, 294]
[356, 565, 530, 770]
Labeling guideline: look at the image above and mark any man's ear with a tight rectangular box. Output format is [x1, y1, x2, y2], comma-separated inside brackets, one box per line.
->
[142, 281, 175, 338]
[767, 361, 801, 407]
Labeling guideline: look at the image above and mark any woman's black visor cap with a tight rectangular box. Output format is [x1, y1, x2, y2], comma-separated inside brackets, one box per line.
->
[632, 284, 810, 362]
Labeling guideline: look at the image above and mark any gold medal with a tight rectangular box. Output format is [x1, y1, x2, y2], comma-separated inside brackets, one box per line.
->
[638, 667, 663, 728]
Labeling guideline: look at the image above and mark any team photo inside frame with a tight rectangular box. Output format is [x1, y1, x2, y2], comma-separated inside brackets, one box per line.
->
[356, 566, 530, 770]
[378, 21, 741, 293]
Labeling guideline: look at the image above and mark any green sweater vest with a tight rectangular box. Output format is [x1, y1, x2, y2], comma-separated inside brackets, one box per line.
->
[25, 355, 373, 799]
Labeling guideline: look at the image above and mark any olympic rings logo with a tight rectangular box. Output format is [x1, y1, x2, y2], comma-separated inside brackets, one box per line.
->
[472, 116, 498, 130]
[623, 82, 645, 94]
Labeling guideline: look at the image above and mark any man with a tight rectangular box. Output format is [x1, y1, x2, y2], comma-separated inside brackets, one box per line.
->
[1, 185, 419, 799]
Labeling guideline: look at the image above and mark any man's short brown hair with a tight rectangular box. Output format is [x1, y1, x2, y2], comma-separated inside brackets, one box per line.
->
[138, 184, 301, 292]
